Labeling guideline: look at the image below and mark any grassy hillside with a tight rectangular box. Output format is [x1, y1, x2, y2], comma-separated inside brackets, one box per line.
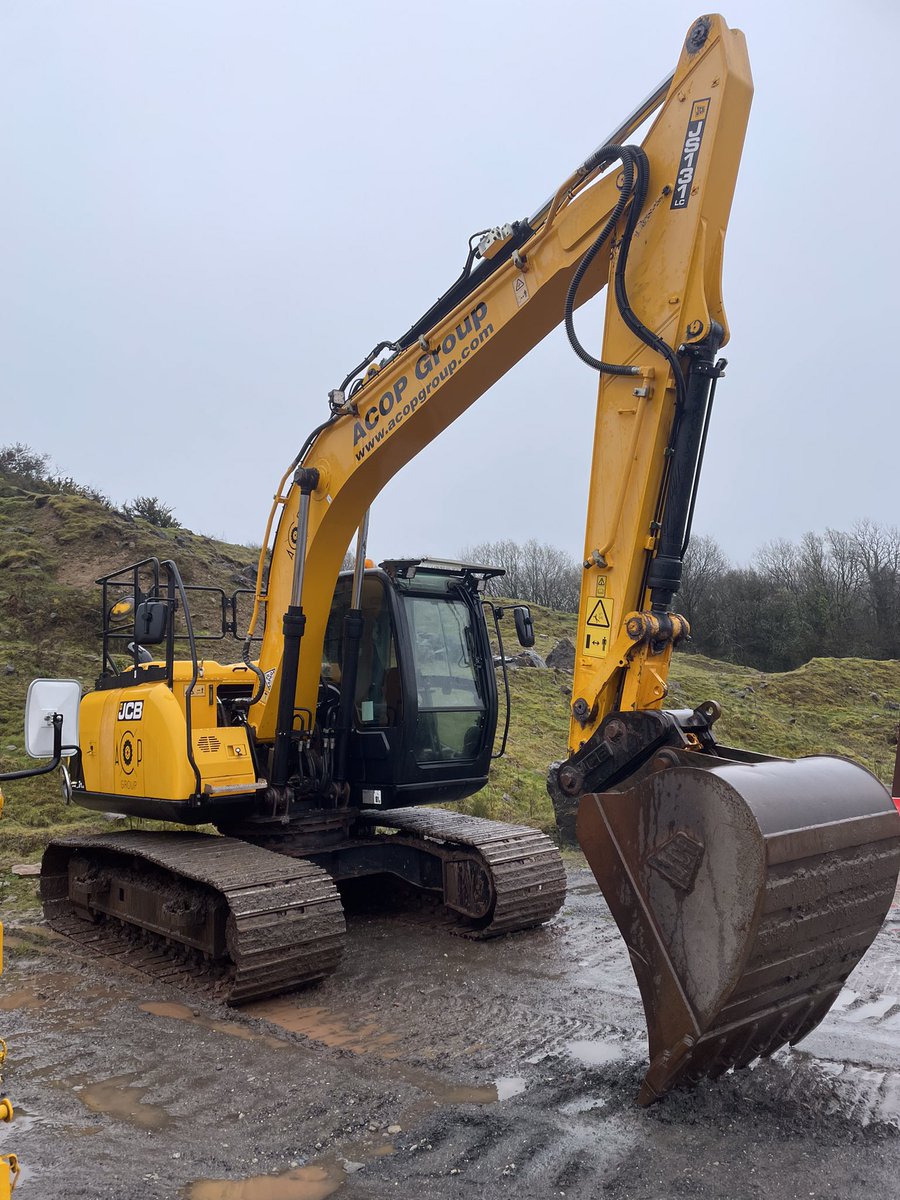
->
[2, 474, 898, 863]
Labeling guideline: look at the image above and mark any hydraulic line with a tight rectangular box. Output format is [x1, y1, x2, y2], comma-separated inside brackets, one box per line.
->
[680, 363, 721, 558]
[564, 146, 642, 376]
[336, 221, 543, 403]
[564, 144, 686, 413]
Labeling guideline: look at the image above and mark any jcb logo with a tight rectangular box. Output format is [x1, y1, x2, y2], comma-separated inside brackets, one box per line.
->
[117, 700, 144, 722]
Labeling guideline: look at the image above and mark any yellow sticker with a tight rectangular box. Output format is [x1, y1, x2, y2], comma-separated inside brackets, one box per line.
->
[596, 575, 607, 597]
[582, 596, 615, 658]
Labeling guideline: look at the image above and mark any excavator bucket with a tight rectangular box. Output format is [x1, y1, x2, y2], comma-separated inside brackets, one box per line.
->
[577, 752, 900, 1104]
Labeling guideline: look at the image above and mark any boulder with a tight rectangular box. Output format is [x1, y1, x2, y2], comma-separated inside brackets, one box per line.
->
[507, 648, 547, 669]
[546, 637, 576, 672]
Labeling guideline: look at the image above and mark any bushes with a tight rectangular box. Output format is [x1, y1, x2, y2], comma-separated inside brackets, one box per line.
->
[0, 442, 112, 508]
[0, 443, 49, 481]
[124, 495, 180, 528]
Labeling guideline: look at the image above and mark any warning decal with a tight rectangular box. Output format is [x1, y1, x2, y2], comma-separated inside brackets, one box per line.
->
[582, 596, 615, 659]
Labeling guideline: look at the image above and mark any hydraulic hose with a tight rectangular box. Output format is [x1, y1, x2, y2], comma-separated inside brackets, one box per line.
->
[564, 145, 642, 376]
[564, 144, 687, 412]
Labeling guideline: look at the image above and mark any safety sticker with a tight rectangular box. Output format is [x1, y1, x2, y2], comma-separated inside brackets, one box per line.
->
[513, 274, 529, 308]
[582, 595, 615, 658]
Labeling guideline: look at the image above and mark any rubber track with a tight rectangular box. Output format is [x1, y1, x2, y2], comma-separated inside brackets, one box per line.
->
[358, 807, 567, 937]
[40, 832, 345, 1004]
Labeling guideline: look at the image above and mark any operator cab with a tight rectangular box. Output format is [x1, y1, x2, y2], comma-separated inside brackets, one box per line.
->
[321, 558, 507, 809]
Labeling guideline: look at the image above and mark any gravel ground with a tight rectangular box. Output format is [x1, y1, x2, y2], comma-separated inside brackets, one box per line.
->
[1, 867, 899, 1199]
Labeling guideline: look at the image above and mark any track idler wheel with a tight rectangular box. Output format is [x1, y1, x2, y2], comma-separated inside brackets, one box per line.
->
[576, 752, 900, 1104]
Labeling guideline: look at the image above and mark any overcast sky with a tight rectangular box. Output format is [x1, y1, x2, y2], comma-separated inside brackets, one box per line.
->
[2, 0, 897, 567]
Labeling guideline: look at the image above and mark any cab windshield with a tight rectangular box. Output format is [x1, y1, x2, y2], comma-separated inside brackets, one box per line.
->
[402, 592, 485, 763]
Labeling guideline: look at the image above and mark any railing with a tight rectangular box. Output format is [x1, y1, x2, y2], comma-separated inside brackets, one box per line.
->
[96, 557, 261, 801]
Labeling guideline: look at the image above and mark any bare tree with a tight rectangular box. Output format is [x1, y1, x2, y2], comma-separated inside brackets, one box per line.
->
[463, 539, 581, 610]
[850, 521, 900, 658]
[679, 534, 729, 632]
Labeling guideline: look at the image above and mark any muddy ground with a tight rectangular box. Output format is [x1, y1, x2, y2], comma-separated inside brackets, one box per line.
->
[1, 866, 899, 1199]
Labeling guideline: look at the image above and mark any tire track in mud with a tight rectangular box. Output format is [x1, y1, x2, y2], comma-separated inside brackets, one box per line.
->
[5, 869, 900, 1199]
[777, 906, 900, 1128]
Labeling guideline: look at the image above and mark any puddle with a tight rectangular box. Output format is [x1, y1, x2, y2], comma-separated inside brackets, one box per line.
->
[1, 1106, 42, 1136]
[565, 1039, 624, 1067]
[559, 1095, 607, 1115]
[432, 1082, 502, 1104]
[78, 1075, 172, 1130]
[141, 1002, 287, 1051]
[245, 1000, 400, 1056]
[0, 973, 119, 1016]
[839, 996, 898, 1024]
[394, 1070, 524, 1107]
[0, 988, 47, 1012]
[186, 1162, 346, 1200]
[495, 1076, 527, 1100]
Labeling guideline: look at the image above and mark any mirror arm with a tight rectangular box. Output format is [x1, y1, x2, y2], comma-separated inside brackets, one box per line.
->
[485, 603, 511, 759]
[0, 713, 63, 782]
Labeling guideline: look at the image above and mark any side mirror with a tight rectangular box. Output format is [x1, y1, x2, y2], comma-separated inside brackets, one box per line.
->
[513, 605, 535, 648]
[24, 678, 81, 758]
[135, 600, 168, 645]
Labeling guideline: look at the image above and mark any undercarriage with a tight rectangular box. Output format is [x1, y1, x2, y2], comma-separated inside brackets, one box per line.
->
[40, 807, 568, 1003]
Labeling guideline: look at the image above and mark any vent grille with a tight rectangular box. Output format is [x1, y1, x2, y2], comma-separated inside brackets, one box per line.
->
[197, 735, 221, 754]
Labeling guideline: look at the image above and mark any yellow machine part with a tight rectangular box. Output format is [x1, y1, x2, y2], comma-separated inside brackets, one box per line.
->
[79, 663, 256, 800]
[0, 1157, 18, 1199]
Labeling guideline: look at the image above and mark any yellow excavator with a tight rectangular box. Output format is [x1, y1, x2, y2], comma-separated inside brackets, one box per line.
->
[4, 15, 899, 1106]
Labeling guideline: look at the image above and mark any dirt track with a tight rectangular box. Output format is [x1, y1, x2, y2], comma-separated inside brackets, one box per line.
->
[1, 866, 899, 1199]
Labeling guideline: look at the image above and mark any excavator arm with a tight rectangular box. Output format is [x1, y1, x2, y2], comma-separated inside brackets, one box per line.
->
[247, 14, 752, 755]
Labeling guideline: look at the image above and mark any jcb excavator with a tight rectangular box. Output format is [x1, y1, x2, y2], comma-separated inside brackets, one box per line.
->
[5, 15, 900, 1106]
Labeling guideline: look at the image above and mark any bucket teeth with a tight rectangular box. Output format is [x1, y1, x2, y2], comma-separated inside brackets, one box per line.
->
[577, 753, 900, 1104]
